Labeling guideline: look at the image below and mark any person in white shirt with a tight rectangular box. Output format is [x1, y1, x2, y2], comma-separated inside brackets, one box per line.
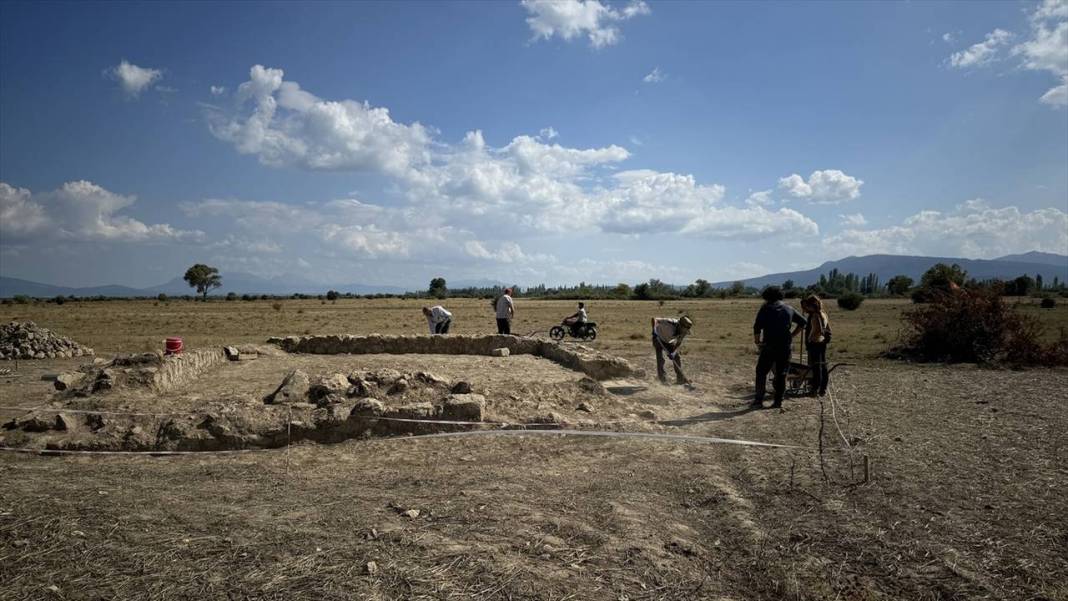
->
[494, 288, 515, 334]
[422, 305, 452, 335]
[564, 302, 588, 336]
[651, 315, 693, 385]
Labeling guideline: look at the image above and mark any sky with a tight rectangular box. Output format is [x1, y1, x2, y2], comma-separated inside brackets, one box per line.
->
[1, 0, 1066, 289]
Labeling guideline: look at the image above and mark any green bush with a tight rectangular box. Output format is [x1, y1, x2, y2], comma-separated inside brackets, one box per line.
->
[836, 293, 864, 311]
[157, 293, 168, 303]
[13, 295, 30, 305]
[899, 287, 1067, 366]
[1041, 297, 1056, 309]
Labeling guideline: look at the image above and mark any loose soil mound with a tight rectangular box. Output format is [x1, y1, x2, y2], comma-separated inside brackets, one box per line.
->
[0, 321, 94, 360]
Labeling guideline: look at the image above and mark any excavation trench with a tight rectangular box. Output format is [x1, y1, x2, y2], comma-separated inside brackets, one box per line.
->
[2, 336, 646, 452]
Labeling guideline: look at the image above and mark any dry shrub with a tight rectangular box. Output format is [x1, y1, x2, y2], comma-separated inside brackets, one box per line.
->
[899, 287, 1068, 367]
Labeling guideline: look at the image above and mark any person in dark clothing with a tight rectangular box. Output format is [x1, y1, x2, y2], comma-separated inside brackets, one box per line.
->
[801, 295, 832, 396]
[752, 286, 807, 408]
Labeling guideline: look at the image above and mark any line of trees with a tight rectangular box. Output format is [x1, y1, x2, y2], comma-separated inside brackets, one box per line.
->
[6, 262, 1065, 305]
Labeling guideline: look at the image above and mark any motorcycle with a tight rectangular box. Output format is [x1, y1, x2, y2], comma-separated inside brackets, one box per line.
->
[549, 320, 598, 342]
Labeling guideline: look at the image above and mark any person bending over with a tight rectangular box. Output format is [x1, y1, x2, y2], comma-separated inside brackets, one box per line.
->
[423, 305, 452, 335]
[752, 286, 807, 409]
[651, 315, 693, 385]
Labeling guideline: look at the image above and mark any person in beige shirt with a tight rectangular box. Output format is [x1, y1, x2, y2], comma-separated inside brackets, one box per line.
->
[651, 316, 693, 385]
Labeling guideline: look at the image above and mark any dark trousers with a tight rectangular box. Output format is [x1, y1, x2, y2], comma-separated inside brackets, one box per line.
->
[434, 319, 451, 335]
[496, 318, 511, 335]
[653, 335, 687, 384]
[807, 342, 828, 394]
[755, 344, 791, 403]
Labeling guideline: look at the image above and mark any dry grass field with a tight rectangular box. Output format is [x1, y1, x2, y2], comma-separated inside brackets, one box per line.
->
[1, 298, 1067, 600]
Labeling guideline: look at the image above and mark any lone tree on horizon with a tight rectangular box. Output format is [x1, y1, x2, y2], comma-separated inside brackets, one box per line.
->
[428, 277, 447, 299]
[184, 264, 222, 301]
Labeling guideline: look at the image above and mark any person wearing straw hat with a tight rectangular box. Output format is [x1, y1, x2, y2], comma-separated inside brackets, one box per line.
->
[651, 315, 693, 385]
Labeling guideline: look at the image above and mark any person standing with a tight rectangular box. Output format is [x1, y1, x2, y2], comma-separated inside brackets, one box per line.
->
[651, 315, 693, 385]
[422, 305, 452, 335]
[494, 288, 515, 335]
[801, 295, 832, 396]
[752, 286, 807, 409]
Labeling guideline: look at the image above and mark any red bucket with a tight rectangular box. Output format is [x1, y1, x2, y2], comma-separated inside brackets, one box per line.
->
[165, 337, 184, 355]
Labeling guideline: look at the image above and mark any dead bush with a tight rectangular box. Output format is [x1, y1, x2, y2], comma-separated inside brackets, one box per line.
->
[897, 287, 1068, 367]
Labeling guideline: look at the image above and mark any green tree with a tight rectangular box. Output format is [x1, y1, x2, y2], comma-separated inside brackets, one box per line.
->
[633, 282, 652, 300]
[613, 283, 631, 298]
[693, 279, 712, 297]
[326, 290, 339, 302]
[730, 281, 745, 297]
[183, 264, 221, 301]
[428, 277, 447, 299]
[886, 275, 914, 296]
[920, 263, 967, 291]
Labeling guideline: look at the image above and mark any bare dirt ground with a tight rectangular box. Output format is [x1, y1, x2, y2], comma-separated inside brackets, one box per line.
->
[1, 299, 1067, 600]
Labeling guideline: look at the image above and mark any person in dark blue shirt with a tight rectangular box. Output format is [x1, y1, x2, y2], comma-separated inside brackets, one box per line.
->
[752, 286, 807, 409]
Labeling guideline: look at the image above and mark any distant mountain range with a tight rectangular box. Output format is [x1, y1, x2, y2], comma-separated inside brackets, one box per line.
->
[1, 253, 1064, 298]
[0, 272, 410, 298]
[712, 252, 1067, 289]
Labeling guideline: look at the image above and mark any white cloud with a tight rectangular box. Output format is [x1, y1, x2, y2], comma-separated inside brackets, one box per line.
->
[778, 169, 864, 203]
[744, 189, 774, 207]
[0, 180, 199, 244]
[682, 206, 819, 239]
[942, 32, 956, 43]
[463, 240, 552, 264]
[203, 65, 822, 255]
[105, 60, 163, 97]
[949, 29, 1013, 68]
[1013, 2, 1068, 106]
[839, 213, 868, 226]
[539, 126, 559, 140]
[643, 66, 665, 83]
[598, 170, 724, 234]
[210, 85, 226, 96]
[824, 200, 1068, 258]
[0, 183, 50, 237]
[521, 0, 650, 48]
[948, 2, 1068, 107]
[208, 65, 432, 177]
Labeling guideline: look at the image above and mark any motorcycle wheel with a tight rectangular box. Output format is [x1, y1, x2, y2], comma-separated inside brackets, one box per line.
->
[549, 326, 565, 341]
[584, 327, 597, 341]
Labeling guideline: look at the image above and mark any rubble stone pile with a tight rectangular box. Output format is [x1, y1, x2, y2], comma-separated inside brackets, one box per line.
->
[0, 321, 94, 360]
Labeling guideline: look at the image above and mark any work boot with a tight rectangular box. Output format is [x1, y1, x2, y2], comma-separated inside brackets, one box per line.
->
[749, 399, 764, 409]
[770, 400, 783, 409]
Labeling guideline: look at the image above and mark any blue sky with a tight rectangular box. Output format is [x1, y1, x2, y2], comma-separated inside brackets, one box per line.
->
[1, 0, 1066, 288]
